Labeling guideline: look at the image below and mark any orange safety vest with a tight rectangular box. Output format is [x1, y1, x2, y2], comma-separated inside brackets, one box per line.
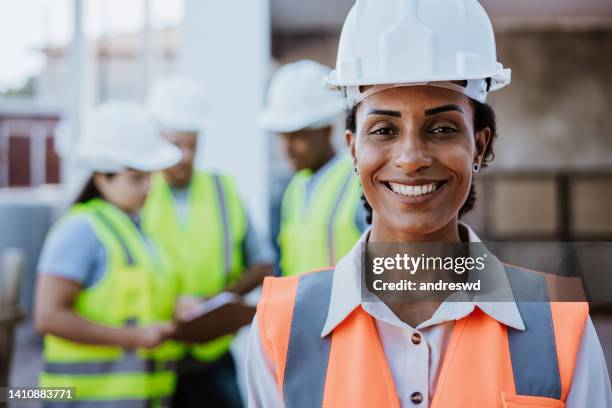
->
[257, 266, 588, 407]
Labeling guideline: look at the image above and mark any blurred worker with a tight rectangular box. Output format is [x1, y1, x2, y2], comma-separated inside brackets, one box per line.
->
[35, 102, 183, 407]
[144, 77, 273, 408]
[259, 60, 368, 277]
[247, 1, 612, 407]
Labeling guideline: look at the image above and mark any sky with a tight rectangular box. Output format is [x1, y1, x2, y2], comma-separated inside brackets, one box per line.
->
[0, 0, 183, 91]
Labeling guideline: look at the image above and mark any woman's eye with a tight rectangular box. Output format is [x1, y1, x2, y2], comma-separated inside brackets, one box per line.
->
[371, 127, 395, 136]
[430, 126, 457, 134]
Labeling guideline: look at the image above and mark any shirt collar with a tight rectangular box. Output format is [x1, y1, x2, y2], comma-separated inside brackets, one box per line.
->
[321, 223, 525, 337]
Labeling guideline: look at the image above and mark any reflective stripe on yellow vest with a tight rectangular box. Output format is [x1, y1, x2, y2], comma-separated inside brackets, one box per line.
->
[278, 155, 362, 276]
[143, 171, 247, 362]
[258, 267, 589, 407]
[40, 199, 181, 405]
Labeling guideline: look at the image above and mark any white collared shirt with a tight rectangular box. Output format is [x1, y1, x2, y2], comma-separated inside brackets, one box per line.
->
[246, 225, 612, 407]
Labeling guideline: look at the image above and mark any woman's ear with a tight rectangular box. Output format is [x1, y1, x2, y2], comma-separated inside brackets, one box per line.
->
[345, 130, 357, 163]
[474, 127, 491, 164]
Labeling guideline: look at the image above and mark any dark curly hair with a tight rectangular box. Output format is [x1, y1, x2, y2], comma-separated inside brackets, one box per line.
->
[347, 98, 498, 224]
[73, 173, 116, 205]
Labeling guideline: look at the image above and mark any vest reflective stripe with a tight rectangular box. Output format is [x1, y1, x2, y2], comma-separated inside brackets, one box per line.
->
[212, 173, 233, 280]
[44, 356, 175, 375]
[506, 267, 562, 399]
[279, 155, 362, 276]
[41, 200, 179, 403]
[94, 209, 135, 266]
[283, 269, 334, 408]
[261, 265, 587, 407]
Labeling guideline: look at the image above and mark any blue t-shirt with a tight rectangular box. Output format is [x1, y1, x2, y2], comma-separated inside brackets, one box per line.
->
[37, 214, 109, 288]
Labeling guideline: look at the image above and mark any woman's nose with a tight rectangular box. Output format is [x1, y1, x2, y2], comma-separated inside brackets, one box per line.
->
[393, 134, 433, 173]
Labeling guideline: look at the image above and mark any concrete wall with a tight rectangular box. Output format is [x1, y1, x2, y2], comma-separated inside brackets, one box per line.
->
[490, 29, 612, 170]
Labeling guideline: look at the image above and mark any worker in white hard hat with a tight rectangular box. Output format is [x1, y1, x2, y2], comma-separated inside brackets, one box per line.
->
[34, 101, 183, 407]
[259, 59, 368, 278]
[246, 1, 611, 407]
[143, 77, 273, 408]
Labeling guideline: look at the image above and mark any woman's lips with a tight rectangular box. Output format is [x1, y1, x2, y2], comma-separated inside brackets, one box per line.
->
[381, 180, 448, 205]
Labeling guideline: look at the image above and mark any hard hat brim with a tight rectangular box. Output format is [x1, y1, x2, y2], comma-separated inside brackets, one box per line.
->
[126, 144, 183, 172]
[325, 66, 511, 91]
[79, 143, 182, 173]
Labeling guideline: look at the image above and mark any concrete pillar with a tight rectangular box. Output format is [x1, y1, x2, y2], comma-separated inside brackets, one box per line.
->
[178, 0, 271, 234]
[64, 0, 84, 188]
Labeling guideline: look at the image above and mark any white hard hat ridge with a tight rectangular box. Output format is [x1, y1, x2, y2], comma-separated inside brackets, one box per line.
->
[146, 76, 207, 133]
[259, 60, 345, 133]
[326, 0, 511, 106]
[77, 101, 182, 173]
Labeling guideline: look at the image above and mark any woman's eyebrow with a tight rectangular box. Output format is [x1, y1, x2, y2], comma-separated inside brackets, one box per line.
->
[424, 104, 464, 116]
[366, 109, 402, 118]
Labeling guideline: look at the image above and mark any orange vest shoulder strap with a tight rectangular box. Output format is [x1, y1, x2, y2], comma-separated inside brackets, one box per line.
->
[257, 274, 300, 392]
[504, 264, 589, 400]
[258, 269, 334, 407]
[551, 301, 589, 400]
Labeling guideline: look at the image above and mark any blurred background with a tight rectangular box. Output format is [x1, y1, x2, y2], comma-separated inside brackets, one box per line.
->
[1, 0, 611, 401]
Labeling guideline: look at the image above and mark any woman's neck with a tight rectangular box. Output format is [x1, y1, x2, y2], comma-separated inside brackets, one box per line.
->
[369, 216, 462, 243]
[369, 216, 462, 327]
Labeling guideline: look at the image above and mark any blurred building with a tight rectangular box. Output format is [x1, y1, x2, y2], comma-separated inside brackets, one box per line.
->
[0, 24, 178, 188]
[0, 100, 60, 187]
[37, 27, 177, 105]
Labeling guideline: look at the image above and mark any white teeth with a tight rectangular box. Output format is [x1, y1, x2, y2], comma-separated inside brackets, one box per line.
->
[389, 182, 438, 197]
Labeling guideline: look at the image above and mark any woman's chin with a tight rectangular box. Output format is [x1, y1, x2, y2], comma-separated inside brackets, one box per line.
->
[383, 214, 446, 239]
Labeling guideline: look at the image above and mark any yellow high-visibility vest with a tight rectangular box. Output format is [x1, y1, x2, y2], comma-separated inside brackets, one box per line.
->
[40, 198, 182, 406]
[279, 155, 362, 276]
[143, 171, 247, 362]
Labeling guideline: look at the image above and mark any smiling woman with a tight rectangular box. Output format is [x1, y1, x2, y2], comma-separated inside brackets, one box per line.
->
[246, 0, 611, 407]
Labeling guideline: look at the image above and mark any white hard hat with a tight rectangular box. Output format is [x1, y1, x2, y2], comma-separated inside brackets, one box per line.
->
[326, 0, 511, 107]
[146, 77, 207, 133]
[77, 101, 182, 172]
[259, 60, 345, 133]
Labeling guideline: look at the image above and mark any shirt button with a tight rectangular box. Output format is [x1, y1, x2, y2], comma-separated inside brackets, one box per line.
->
[411, 332, 421, 345]
[410, 392, 424, 404]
